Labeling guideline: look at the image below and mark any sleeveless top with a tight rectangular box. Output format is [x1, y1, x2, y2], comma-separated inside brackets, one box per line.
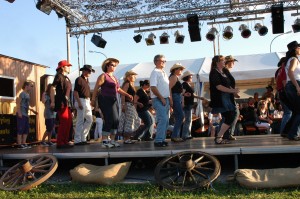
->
[124, 81, 135, 102]
[286, 57, 300, 81]
[101, 73, 120, 97]
[44, 94, 55, 119]
[171, 77, 183, 93]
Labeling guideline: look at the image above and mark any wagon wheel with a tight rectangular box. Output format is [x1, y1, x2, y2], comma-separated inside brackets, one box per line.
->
[154, 151, 221, 191]
[0, 154, 58, 191]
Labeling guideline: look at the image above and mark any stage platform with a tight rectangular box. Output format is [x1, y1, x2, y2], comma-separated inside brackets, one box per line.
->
[1, 134, 300, 169]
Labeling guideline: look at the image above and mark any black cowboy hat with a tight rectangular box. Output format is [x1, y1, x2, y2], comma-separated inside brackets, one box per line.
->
[287, 41, 300, 51]
[79, 64, 95, 73]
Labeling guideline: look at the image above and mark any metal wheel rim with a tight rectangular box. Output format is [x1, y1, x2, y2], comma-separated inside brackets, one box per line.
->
[154, 151, 221, 191]
[0, 154, 58, 191]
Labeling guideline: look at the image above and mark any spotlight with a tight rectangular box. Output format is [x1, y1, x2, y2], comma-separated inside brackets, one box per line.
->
[133, 34, 142, 43]
[254, 23, 268, 36]
[36, 0, 52, 15]
[174, 30, 185, 44]
[223, 26, 233, 40]
[160, 32, 170, 44]
[91, 33, 107, 48]
[239, 24, 251, 38]
[292, 18, 300, 33]
[145, 33, 156, 46]
[206, 27, 218, 41]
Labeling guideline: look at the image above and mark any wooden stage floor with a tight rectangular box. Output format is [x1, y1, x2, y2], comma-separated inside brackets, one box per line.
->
[1, 134, 300, 169]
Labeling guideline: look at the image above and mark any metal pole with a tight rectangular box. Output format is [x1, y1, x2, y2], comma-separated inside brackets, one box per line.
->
[269, 30, 292, 53]
[77, 37, 80, 76]
[66, 26, 71, 62]
[83, 34, 86, 65]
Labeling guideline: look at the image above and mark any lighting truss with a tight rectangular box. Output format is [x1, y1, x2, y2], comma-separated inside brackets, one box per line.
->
[54, 0, 300, 36]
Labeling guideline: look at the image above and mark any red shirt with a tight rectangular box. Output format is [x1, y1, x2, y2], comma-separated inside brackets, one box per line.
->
[275, 66, 286, 92]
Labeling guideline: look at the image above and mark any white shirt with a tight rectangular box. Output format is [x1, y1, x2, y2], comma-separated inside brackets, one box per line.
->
[150, 68, 169, 98]
[286, 57, 300, 81]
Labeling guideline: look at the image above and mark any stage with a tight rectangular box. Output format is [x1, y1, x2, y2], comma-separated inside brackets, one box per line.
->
[1, 134, 300, 170]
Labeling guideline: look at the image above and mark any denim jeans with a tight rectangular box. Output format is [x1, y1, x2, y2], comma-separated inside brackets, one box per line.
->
[182, 105, 193, 138]
[137, 110, 154, 139]
[171, 93, 184, 138]
[285, 81, 300, 138]
[152, 97, 170, 142]
[279, 98, 292, 134]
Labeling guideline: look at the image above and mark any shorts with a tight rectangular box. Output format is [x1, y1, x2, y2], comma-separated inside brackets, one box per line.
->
[17, 115, 29, 135]
[45, 118, 55, 132]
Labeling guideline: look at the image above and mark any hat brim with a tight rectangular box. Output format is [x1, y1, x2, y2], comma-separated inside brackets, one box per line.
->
[102, 58, 120, 72]
[80, 68, 95, 73]
[181, 73, 194, 80]
[170, 66, 185, 73]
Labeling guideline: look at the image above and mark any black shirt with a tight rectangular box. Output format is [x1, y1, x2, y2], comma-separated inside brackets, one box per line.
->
[74, 75, 91, 99]
[171, 78, 183, 93]
[182, 82, 194, 106]
[125, 81, 135, 102]
[136, 88, 150, 112]
[52, 73, 72, 111]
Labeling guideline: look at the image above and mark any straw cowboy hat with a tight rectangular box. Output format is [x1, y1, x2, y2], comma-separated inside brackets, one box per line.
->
[170, 63, 185, 73]
[79, 64, 95, 73]
[225, 55, 238, 63]
[181, 70, 194, 80]
[101, 58, 120, 72]
[124, 70, 138, 79]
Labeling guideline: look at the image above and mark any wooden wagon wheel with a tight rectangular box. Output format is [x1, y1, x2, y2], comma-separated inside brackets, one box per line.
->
[154, 151, 221, 191]
[0, 154, 58, 191]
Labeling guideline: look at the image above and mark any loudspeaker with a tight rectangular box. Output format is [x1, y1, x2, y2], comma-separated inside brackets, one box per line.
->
[187, 14, 201, 42]
[91, 34, 107, 48]
[271, 4, 284, 34]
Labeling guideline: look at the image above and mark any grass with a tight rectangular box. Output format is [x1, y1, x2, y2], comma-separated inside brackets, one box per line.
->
[0, 181, 300, 199]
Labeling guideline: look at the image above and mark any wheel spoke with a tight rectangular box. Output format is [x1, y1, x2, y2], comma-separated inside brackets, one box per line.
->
[191, 168, 209, 179]
[33, 163, 53, 169]
[31, 168, 49, 173]
[194, 155, 205, 163]
[194, 165, 214, 171]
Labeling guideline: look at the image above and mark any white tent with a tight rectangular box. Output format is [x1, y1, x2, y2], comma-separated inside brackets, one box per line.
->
[198, 52, 282, 82]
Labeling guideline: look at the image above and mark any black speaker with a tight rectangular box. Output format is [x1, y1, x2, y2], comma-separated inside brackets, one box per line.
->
[187, 14, 201, 42]
[91, 34, 107, 48]
[271, 4, 284, 34]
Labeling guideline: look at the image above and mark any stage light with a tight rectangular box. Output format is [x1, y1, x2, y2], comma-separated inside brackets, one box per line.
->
[145, 33, 156, 46]
[271, 4, 284, 34]
[160, 32, 169, 44]
[254, 23, 268, 36]
[133, 34, 142, 43]
[36, 0, 52, 15]
[223, 26, 233, 40]
[206, 27, 218, 41]
[292, 18, 300, 33]
[174, 30, 185, 44]
[239, 24, 251, 38]
[91, 33, 107, 48]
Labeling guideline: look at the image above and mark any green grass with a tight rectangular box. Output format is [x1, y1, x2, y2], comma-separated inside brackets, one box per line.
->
[0, 182, 300, 199]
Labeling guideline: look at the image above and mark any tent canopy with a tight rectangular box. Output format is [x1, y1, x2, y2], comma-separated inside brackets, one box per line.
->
[68, 52, 283, 89]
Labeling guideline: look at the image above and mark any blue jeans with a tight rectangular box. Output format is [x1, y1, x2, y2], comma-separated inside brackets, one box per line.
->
[285, 81, 300, 138]
[171, 93, 184, 138]
[279, 98, 292, 134]
[152, 97, 170, 142]
[137, 110, 154, 139]
[182, 105, 193, 138]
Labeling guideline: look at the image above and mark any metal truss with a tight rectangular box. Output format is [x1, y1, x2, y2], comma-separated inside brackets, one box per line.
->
[48, 0, 300, 36]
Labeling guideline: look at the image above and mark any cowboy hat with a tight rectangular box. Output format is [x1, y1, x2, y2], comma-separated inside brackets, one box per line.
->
[79, 64, 95, 73]
[170, 63, 185, 73]
[181, 70, 194, 80]
[225, 55, 238, 63]
[101, 58, 120, 72]
[287, 41, 300, 51]
[124, 70, 137, 79]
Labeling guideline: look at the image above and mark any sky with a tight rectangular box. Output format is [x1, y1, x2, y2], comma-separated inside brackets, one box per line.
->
[0, 1, 299, 76]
